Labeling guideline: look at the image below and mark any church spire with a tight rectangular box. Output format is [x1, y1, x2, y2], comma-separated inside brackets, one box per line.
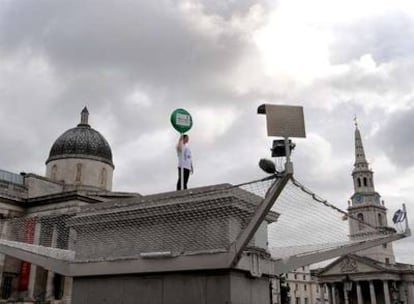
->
[353, 116, 368, 171]
[351, 119, 375, 194]
[78, 106, 90, 127]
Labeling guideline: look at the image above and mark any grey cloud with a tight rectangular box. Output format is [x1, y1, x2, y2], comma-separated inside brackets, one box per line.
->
[330, 12, 414, 64]
[327, 59, 414, 97]
[288, 103, 393, 207]
[109, 101, 274, 194]
[0, 0, 255, 88]
[0, 0, 267, 181]
[0, 0, 267, 157]
[375, 106, 414, 168]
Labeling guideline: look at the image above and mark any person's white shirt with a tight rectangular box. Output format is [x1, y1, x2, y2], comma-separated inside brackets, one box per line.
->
[177, 143, 192, 170]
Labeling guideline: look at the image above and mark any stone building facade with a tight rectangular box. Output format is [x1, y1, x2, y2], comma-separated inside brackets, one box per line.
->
[0, 108, 138, 303]
[286, 265, 324, 304]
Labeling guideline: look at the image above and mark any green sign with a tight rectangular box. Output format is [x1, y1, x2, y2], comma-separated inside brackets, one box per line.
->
[170, 108, 193, 133]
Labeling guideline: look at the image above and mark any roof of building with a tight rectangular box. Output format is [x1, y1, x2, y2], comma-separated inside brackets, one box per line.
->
[316, 254, 414, 277]
[46, 107, 114, 167]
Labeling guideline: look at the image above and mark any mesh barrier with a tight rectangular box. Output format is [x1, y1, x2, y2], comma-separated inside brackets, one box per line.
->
[268, 179, 350, 259]
[268, 177, 401, 259]
[0, 179, 273, 262]
[0, 175, 404, 263]
[71, 183, 269, 261]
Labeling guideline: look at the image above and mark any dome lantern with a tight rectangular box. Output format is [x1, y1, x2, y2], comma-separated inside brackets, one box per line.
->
[79, 106, 90, 127]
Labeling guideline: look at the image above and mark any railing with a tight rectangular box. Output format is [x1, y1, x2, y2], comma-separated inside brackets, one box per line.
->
[0, 169, 24, 185]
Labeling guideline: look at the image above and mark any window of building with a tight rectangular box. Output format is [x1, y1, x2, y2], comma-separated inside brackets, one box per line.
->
[357, 178, 361, 187]
[383, 243, 387, 249]
[304, 298, 308, 304]
[363, 177, 368, 187]
[304, 284, 307, 291]
[303, 275, 306, 280]
[295, 283, 298, 291]
[1, 275, 13, 299]
[357, 213, 364, 230]
[378, 213, 383, 226]
[296, 297, 300, 304]
[53, 274, 64, 299]
[385, 258, 390, 264]
[100, 168, 107, 186]
[39, 222, 53, 247]
[75, 163, 82, 182]
[294, 274, 297, 279]
[57, 225, 69, 250]
[51, 165, 57, 180]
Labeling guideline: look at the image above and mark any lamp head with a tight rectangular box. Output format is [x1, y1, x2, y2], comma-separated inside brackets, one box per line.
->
[259, 158, 276, 174]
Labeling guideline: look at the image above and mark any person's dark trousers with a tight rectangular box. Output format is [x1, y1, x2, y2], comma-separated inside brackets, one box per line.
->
[177, 168, 190, 190]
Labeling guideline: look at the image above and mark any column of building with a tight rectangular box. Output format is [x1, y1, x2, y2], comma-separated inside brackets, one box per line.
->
[61, 277, 73, 304]
[46, 222, 74, 303]
[399, 281, 409, 303]
[382, 280, 391, 304]
[369, 281, 377, 304]
[60, 227, 77, 304]
[45, 226, 58, 301]
[319, 283, 325, 303]
[406, 281, 414, 303]
[0, 218, 10, 292]
[353, 279, 396, 304]
[319, 280, 392, 304]
[330, 284, 336, 304]
[356, 281, 363, 304]
[326, 283, 334, 304]
[26, 220, 41, 300]
[343, 283, 349, 304]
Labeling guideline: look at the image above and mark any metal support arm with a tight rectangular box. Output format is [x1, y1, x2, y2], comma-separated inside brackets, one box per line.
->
[228, 173, 292, 267]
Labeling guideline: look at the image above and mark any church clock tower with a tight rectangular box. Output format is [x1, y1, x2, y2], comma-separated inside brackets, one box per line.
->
[348, 119, 396, 264]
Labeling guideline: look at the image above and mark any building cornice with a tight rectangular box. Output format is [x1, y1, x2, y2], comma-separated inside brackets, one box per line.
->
[24, 191, 104, 207]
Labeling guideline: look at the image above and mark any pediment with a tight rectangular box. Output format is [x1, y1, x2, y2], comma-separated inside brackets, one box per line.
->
[318, 255, 383, 276]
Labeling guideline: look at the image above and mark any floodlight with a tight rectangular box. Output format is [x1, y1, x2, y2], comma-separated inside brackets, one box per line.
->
[259, 158, 276, 174]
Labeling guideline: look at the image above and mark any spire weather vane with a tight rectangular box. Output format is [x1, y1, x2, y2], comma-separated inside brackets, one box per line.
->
[353, 114, 358, 128]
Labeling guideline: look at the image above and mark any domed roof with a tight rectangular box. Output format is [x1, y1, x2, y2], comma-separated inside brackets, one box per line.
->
[46, 107, 114, 167]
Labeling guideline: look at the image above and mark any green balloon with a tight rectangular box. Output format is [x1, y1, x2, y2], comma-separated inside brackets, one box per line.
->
[170, 108, 193, 133]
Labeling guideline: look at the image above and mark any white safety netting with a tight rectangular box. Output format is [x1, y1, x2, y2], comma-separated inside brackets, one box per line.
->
[268, 177, 402, 260]
[0, 175, 404, 263]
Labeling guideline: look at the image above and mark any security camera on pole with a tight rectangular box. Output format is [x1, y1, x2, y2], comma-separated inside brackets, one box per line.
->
[170, 108, 193, 191]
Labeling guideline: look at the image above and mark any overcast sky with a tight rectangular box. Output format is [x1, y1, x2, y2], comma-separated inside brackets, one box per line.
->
[0, 0, 413, 263]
